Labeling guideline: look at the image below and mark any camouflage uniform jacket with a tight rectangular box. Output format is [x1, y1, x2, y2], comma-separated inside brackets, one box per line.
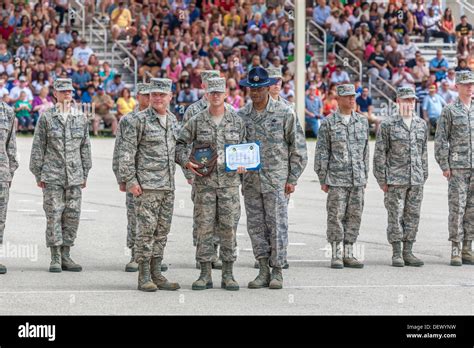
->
[29, 105, 92, 187]
[314, 110, 369, 187]
[435, 98, 474, 171]
[112, 106, 140, 184]
[0, 102, 18, 182]
[119, 106, 180, 191]
[373, 113, 428, 186]
[237, 96, 308, 193]
[176, 107, 246, 188]
[182, 98, 234, 180]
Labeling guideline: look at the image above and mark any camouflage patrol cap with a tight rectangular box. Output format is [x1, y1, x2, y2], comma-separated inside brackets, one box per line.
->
[336, 84, 356, 96]
[206, 78, 226, 93]
[53, 78, 75, 92]
[266, 67, 282, 79]
[200, 70, 220, 84]
[397, 86, 418, 99]
[455, 70, 474, 85]
[136, 83, 150, 95]
[149, 78, 172, 93]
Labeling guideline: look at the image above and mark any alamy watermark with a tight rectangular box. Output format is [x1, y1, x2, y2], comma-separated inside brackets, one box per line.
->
[0, 242, 38, 262]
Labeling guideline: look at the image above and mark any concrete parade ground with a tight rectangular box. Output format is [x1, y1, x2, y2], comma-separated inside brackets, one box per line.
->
[0, 137, 472, 315]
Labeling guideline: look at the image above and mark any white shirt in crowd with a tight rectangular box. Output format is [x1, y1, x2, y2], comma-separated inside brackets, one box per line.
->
[400, 42, 417, 61]
[422, 14, 441, 31]
[73, 46, 94, 65]
[392, 70, 415, 87]
[280, 89, 295, 100]
[9, 86, 33, 102]
[325, 15, 338, 30]
[438, 89, 458, 104]
[331, 21, 351, 39]
[0, 86, 9, 99]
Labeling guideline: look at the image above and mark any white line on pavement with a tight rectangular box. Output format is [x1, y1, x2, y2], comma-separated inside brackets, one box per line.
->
[286, 260, 328, 262]
[289, 242, 306, 246]
[0, 283, 470, 294]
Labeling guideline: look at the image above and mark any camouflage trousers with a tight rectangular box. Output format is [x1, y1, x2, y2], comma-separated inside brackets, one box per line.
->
[194, 186, 240, 263]
[191, 184, 238, 260]
[125, 192, 136, 249]
[0, 182, 10, 244]
[448, 169, 474, 242]
[42, 184, 82, 247]
[244, 190, 288, 268]
[134, 190, 174, 263]
[384, 185, 423, 244]
[326, 186, 365, 243]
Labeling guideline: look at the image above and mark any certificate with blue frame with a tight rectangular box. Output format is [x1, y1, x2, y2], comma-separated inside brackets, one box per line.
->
[225, 142, 261, 172]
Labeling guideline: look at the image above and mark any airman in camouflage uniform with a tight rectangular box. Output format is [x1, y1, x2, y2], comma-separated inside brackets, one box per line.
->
[238, 67, 308, 289]
[435, 70, 474, 266]
[112, 83, 168, 273]
[374, 86, 428, 267]
[29, 78, 92, 273]
[177, 78, 246, 291]
[255, 67, 298, 270]
[314, 84, 369, 269]
[119, 78, 181, 292]
[181, 70, 221, 125]
[182, 69, 232, 270]
[267, 67, 295, 110]
[0, 102, 19, 274]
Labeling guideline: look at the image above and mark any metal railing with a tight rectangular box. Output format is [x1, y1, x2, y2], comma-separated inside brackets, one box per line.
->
[285, 0, 328, 66]
[111, 41, 138, 91]
[414, 42, 457, 51]
[333, 42, 363, 83]
[308, 20, 327, 66]
[144, 71, 153, 82]
[457, 0, 474, 15]
[69, 0, 85, 38]
[368, 76, 396, 116]
[89, 16, 108, 60]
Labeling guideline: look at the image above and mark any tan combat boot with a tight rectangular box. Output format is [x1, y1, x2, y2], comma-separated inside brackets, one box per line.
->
[221, 261, 239, 291]
[343, 242, 364, 268]
[391, 241, 404, 267]
[61, 246, 82, 272]
[138, 260, 158, 292]
[451, 242, 462, 266]
[192, 262, 213, 290]
[269, 267, 283, 289]
[462, 240, 473, 265]
[248, 258, 270, 289]
[331, 242, 343, 269]
[49, 246, 62, 273]
[402, 241, 424, 267]
[150, 257, 180, 290]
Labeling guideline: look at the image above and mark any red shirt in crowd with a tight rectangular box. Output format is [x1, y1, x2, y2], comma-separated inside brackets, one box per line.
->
[214, 0, 235, 13]
[0, 25, 14, 41]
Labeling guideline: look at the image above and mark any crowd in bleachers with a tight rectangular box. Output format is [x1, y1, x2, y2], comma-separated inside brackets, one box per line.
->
[0, 0, 473, 138]
[306, 0, 474, 137]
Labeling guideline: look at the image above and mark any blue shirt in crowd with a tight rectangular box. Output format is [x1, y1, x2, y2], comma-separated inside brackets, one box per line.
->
[356, 95, 372, 113]
[422, 93, 446, 119]
[305, 95, 322, 118]
[429, 57, 449, 81]
[313, 5, 331, 26]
